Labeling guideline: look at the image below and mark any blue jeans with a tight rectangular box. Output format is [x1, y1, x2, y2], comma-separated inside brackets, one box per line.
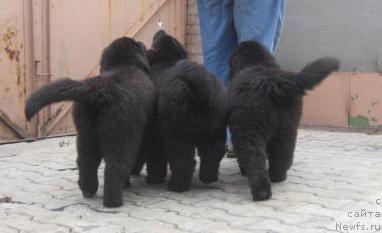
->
[197, 0, 286, 143]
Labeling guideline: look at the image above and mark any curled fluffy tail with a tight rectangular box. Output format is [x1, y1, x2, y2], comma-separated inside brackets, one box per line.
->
[270, 57, 340, 102]
[175, 60, 215, 103]
[297, 57, 340, 91]
[25, 78, 92, 121]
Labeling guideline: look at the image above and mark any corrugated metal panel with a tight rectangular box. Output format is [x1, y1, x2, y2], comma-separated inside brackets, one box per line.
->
[0, 0, 187, 142]
[0, 0, 30, 142]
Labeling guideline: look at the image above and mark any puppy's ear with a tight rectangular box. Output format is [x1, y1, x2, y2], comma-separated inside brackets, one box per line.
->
[169, 38, 188, 59]
[169, 38, 184, 51]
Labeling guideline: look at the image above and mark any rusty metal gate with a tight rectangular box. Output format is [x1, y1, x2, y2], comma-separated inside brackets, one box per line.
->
[0, 0, 186, 143]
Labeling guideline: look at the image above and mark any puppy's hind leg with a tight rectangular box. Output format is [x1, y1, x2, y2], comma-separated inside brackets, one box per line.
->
[146, 144, 167, 184]
[131, 125, 156, 176]
[103, 155, 130, 207]
[100, 124, 143, 208]
[131, 152, 145, 176]
[77, 131, 101, 199]
[166, 137, 196, 192]
[144, 128, 167, 184]
[267, 128, 297, 183]
[197, 133, 226, 184]
[233, 133, 271, 201]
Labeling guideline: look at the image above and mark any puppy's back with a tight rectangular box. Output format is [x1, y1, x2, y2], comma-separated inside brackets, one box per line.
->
[157, 60, 226, 134]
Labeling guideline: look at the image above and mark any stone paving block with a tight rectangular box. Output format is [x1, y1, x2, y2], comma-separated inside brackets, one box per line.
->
[0, 130, 381, 233]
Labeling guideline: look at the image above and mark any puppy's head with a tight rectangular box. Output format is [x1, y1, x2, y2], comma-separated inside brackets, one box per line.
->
[147, 30, 188, 67]
[229, 41, 278, 78]
[100, 37, 149, 72]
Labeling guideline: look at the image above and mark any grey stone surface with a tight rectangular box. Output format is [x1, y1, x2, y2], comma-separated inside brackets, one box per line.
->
[0, 130, 381, 233]
[276, 0, 382, 72]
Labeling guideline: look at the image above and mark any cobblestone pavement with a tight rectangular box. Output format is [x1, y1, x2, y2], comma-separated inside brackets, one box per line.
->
[0, 129, 381, 233]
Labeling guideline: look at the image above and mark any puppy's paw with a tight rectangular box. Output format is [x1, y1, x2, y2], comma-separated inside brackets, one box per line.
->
[103, 189, 123, 208]
[103, 198, 123, 208]
[79, 181, 98, 198]
[199, 167, 218, 184]
[249, 171, 272, 201]
[199, 173, 218, 184]
[103, 192, 123, 208]
[81, 190, 97, 198]
[252, 188, 271, 201]
[167, 176, 191, 192]
[269, 169, 287, 183]
[146, 175, 166, 184]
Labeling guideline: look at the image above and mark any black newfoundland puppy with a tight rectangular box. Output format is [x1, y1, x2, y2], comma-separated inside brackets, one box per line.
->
[228, 41, 340, 201]
[25, 37, 155, 207]
[145, 30, 227, 192]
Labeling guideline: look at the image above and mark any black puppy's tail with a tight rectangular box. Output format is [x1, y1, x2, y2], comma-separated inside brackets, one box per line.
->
[270, 57, 340, 101]
[296, 57, 340, 91]
[25, 78, 98, 121]
[175, 60, 215, 104]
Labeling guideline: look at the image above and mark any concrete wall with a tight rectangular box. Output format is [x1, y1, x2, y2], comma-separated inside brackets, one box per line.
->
[276, 0, 382, 72]
[185, 0, 382, 129]
[186, 0, 382, 72]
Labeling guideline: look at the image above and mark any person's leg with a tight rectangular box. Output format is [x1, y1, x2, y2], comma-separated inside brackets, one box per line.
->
[198, 0, 235, 146]
[197, 0, 236, 87]
[233, 0, 286, 53]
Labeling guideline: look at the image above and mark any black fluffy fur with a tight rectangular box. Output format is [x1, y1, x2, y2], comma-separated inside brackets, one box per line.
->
[228, 41, 340, 201]
[25, 37, 155, 208]
[145, 30, 227, 192]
